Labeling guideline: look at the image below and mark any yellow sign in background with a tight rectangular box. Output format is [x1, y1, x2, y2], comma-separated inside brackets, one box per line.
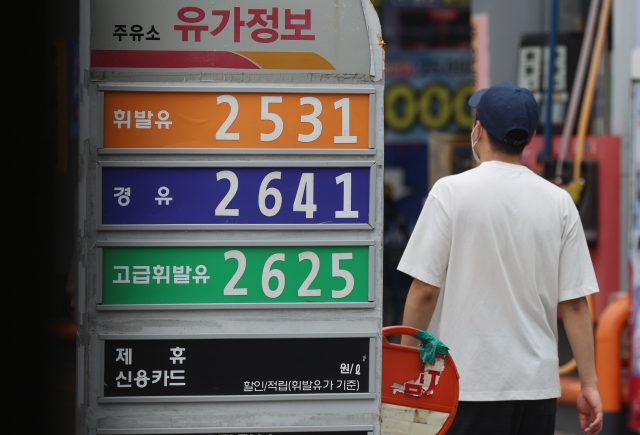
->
[104, 92, 370, 149]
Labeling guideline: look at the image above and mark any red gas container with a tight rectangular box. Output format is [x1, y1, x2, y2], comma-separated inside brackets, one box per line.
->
[381, 326, 460, 435]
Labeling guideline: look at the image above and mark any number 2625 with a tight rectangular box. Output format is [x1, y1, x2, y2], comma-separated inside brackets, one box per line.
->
[224, 250, 355, 299]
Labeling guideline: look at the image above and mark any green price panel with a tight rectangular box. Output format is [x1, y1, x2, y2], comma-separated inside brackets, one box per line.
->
[101, 246, 370, 305]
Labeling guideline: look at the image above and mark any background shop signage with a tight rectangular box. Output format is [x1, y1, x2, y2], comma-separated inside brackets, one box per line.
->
[384, 50, 473, 144]
[102, 336, 372, 400]
[100, 164, 372, 226]
[103, 91, 371, 150]
[100, 246, 370, 305]
[90, 0, 371, 74]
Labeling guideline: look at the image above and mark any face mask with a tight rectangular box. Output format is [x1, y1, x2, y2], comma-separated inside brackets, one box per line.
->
[470, 123, 481, 163]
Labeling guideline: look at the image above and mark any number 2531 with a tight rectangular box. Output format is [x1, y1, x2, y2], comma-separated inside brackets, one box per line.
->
[216, 96, 358, 144]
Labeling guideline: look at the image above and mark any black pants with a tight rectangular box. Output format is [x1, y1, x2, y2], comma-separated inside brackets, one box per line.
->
[447, 399, 557, 435]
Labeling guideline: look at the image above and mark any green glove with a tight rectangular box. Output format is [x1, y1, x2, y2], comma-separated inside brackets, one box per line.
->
[414, 329, 449, 363]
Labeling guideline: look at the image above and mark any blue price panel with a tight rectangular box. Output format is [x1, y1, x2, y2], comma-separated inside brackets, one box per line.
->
[101, 166, 371, 225]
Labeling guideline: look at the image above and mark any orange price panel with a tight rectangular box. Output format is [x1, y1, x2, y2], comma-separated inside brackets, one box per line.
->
[103, 92, 370, 149]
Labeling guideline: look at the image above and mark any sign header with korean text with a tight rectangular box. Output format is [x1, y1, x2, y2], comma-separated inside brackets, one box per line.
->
[90, 0, 372, 74]
[104, 91, 370, 149]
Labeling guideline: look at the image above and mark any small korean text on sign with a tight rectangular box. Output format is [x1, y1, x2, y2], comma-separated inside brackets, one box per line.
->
[104, 337, 370, 397]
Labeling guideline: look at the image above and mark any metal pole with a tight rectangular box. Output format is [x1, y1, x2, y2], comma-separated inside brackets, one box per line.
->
[554, 0, 602, 181]
[573, 0, 613, 183]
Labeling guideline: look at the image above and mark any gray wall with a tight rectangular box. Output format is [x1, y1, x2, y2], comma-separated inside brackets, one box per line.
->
[471, 0, 584, 86]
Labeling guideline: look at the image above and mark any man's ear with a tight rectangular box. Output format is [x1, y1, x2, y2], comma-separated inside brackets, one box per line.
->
[475, 120, 483, 137]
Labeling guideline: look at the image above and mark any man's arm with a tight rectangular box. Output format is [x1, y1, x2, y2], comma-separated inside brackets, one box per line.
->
[559, 296, 603, 435]
[401, 279, 440, 346]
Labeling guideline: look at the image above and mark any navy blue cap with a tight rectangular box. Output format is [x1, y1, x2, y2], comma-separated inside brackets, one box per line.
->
[468, 81, 539, 147]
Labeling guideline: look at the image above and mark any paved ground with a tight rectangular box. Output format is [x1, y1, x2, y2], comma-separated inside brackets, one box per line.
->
[555, 403, 583, 434]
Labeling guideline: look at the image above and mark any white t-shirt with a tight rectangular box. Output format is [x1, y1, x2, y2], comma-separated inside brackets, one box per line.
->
[397, 161, 599, 401]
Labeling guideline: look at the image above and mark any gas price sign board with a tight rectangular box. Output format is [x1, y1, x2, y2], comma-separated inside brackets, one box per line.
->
[99, 163, 373, 227]
[101, 336, 373, 401]
[100, 245, 371, 306]
[103, 91, 372, 150]
[80, 0, 383, 432]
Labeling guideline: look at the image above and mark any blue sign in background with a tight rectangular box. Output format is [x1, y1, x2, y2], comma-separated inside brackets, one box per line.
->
[384, 50, 473, 144]
[102, 166, 371, 225]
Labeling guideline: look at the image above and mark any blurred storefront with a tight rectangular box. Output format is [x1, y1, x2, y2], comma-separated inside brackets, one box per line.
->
[373, 0, 473, 324]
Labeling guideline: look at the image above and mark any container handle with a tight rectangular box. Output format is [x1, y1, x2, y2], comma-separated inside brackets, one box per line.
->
[382, 326, 419, 345]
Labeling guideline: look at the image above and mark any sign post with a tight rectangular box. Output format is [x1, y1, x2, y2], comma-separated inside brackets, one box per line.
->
[77, 1, 384, 434]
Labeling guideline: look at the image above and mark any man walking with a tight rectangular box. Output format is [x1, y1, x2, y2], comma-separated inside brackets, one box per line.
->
[398, 82, 603, 435]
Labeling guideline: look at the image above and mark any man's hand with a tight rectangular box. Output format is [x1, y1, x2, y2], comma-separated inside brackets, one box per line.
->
[576, 385, 603, 434]
[401, 279, 440, 346]
[559, 296, 602, 435]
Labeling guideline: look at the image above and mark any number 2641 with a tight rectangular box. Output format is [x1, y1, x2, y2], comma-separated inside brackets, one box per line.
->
[215, 171, 359, 219]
